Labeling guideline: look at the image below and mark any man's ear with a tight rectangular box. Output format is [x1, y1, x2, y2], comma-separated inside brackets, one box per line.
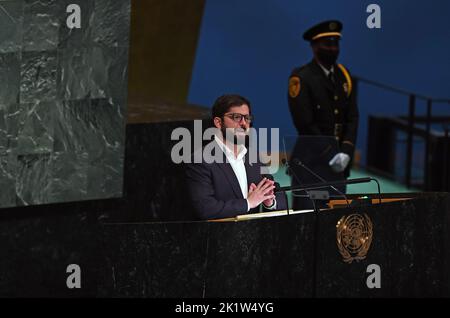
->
[213, 117, 222, 129]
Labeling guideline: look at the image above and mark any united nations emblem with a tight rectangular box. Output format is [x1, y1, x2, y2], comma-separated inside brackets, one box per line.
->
[336, 213, 373, 263]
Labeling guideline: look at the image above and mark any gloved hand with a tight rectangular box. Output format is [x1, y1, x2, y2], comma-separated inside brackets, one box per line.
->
[329, 153, 350, 173]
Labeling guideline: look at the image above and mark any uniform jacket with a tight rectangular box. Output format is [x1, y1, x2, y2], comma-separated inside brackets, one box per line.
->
[288, 60, 359, 157]
[288, 60, 359, 177]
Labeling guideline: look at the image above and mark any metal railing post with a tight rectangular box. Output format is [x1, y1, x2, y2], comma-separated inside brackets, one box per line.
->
[444, 128, 449, 192]
[424, 100, 432, 190]
[406, 95, 415, 188]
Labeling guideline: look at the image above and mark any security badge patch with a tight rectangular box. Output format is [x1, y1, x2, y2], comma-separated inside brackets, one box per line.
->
[336, 213, 373, 263]
[343, 83, 349, 95]
[289, 76, 301, 98]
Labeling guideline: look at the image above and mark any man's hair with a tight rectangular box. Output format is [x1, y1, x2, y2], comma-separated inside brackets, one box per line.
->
[211, 94, 251, 119]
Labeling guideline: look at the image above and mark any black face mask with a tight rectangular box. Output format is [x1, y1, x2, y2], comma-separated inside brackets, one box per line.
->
[316, 48, 339, 67]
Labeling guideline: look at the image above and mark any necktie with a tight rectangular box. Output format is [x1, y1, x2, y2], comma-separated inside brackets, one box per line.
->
[328, 71, 335, 84]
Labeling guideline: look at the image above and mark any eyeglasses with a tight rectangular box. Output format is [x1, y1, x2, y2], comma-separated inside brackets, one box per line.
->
[224, 113, 253, 123]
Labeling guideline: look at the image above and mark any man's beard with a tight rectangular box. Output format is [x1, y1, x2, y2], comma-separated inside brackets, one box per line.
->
[221, 127, 249, 145]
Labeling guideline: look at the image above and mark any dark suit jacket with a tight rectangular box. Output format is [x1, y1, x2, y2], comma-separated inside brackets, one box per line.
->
[185, 141, 287, 220]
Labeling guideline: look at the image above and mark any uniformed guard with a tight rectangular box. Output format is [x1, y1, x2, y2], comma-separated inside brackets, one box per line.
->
[287, 20, 359, 207]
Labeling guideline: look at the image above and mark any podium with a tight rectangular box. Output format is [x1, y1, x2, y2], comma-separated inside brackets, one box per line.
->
[203, 192, 450, 297]
[0, 192, 449, 297]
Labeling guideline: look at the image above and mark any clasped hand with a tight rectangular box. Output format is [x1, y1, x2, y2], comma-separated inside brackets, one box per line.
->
[247, 177, 276, 209]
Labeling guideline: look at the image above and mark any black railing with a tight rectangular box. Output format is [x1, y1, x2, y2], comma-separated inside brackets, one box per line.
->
[355, 76, 450, 191]
[444, 127, 450, 191]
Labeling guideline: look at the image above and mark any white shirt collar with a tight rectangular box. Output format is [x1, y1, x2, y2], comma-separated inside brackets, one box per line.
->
[318, 62, 334, 77]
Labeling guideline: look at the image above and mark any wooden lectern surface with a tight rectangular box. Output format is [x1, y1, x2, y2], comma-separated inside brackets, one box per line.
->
[210, 209, 315, 222]
[210, 195, 413, 222]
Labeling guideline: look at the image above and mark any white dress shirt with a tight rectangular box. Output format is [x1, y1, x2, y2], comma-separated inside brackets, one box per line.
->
[215, 136, 276, 212]
[215, 136, 248, 202]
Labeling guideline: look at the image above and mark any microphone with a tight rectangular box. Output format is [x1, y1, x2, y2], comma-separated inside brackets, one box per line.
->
[281, 157, 330, 213]
[290, 158, 350, 206]
[281, 157, 383, 210]
[288, 158, 382, 205]
[276, 177, 372, 193]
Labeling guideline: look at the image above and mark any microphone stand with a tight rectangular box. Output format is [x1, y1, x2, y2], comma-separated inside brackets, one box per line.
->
[276, 177, 373, 193]
[281, 159, 293, 215]
[293, 159, 351, 207]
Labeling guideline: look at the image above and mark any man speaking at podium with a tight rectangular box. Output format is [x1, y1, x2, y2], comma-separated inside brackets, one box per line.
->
[185, 94, 287, 220]
[287, 20, 359, 201]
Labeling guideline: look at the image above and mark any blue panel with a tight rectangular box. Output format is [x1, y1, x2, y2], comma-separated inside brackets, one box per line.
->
[188, 0, 450, 163]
